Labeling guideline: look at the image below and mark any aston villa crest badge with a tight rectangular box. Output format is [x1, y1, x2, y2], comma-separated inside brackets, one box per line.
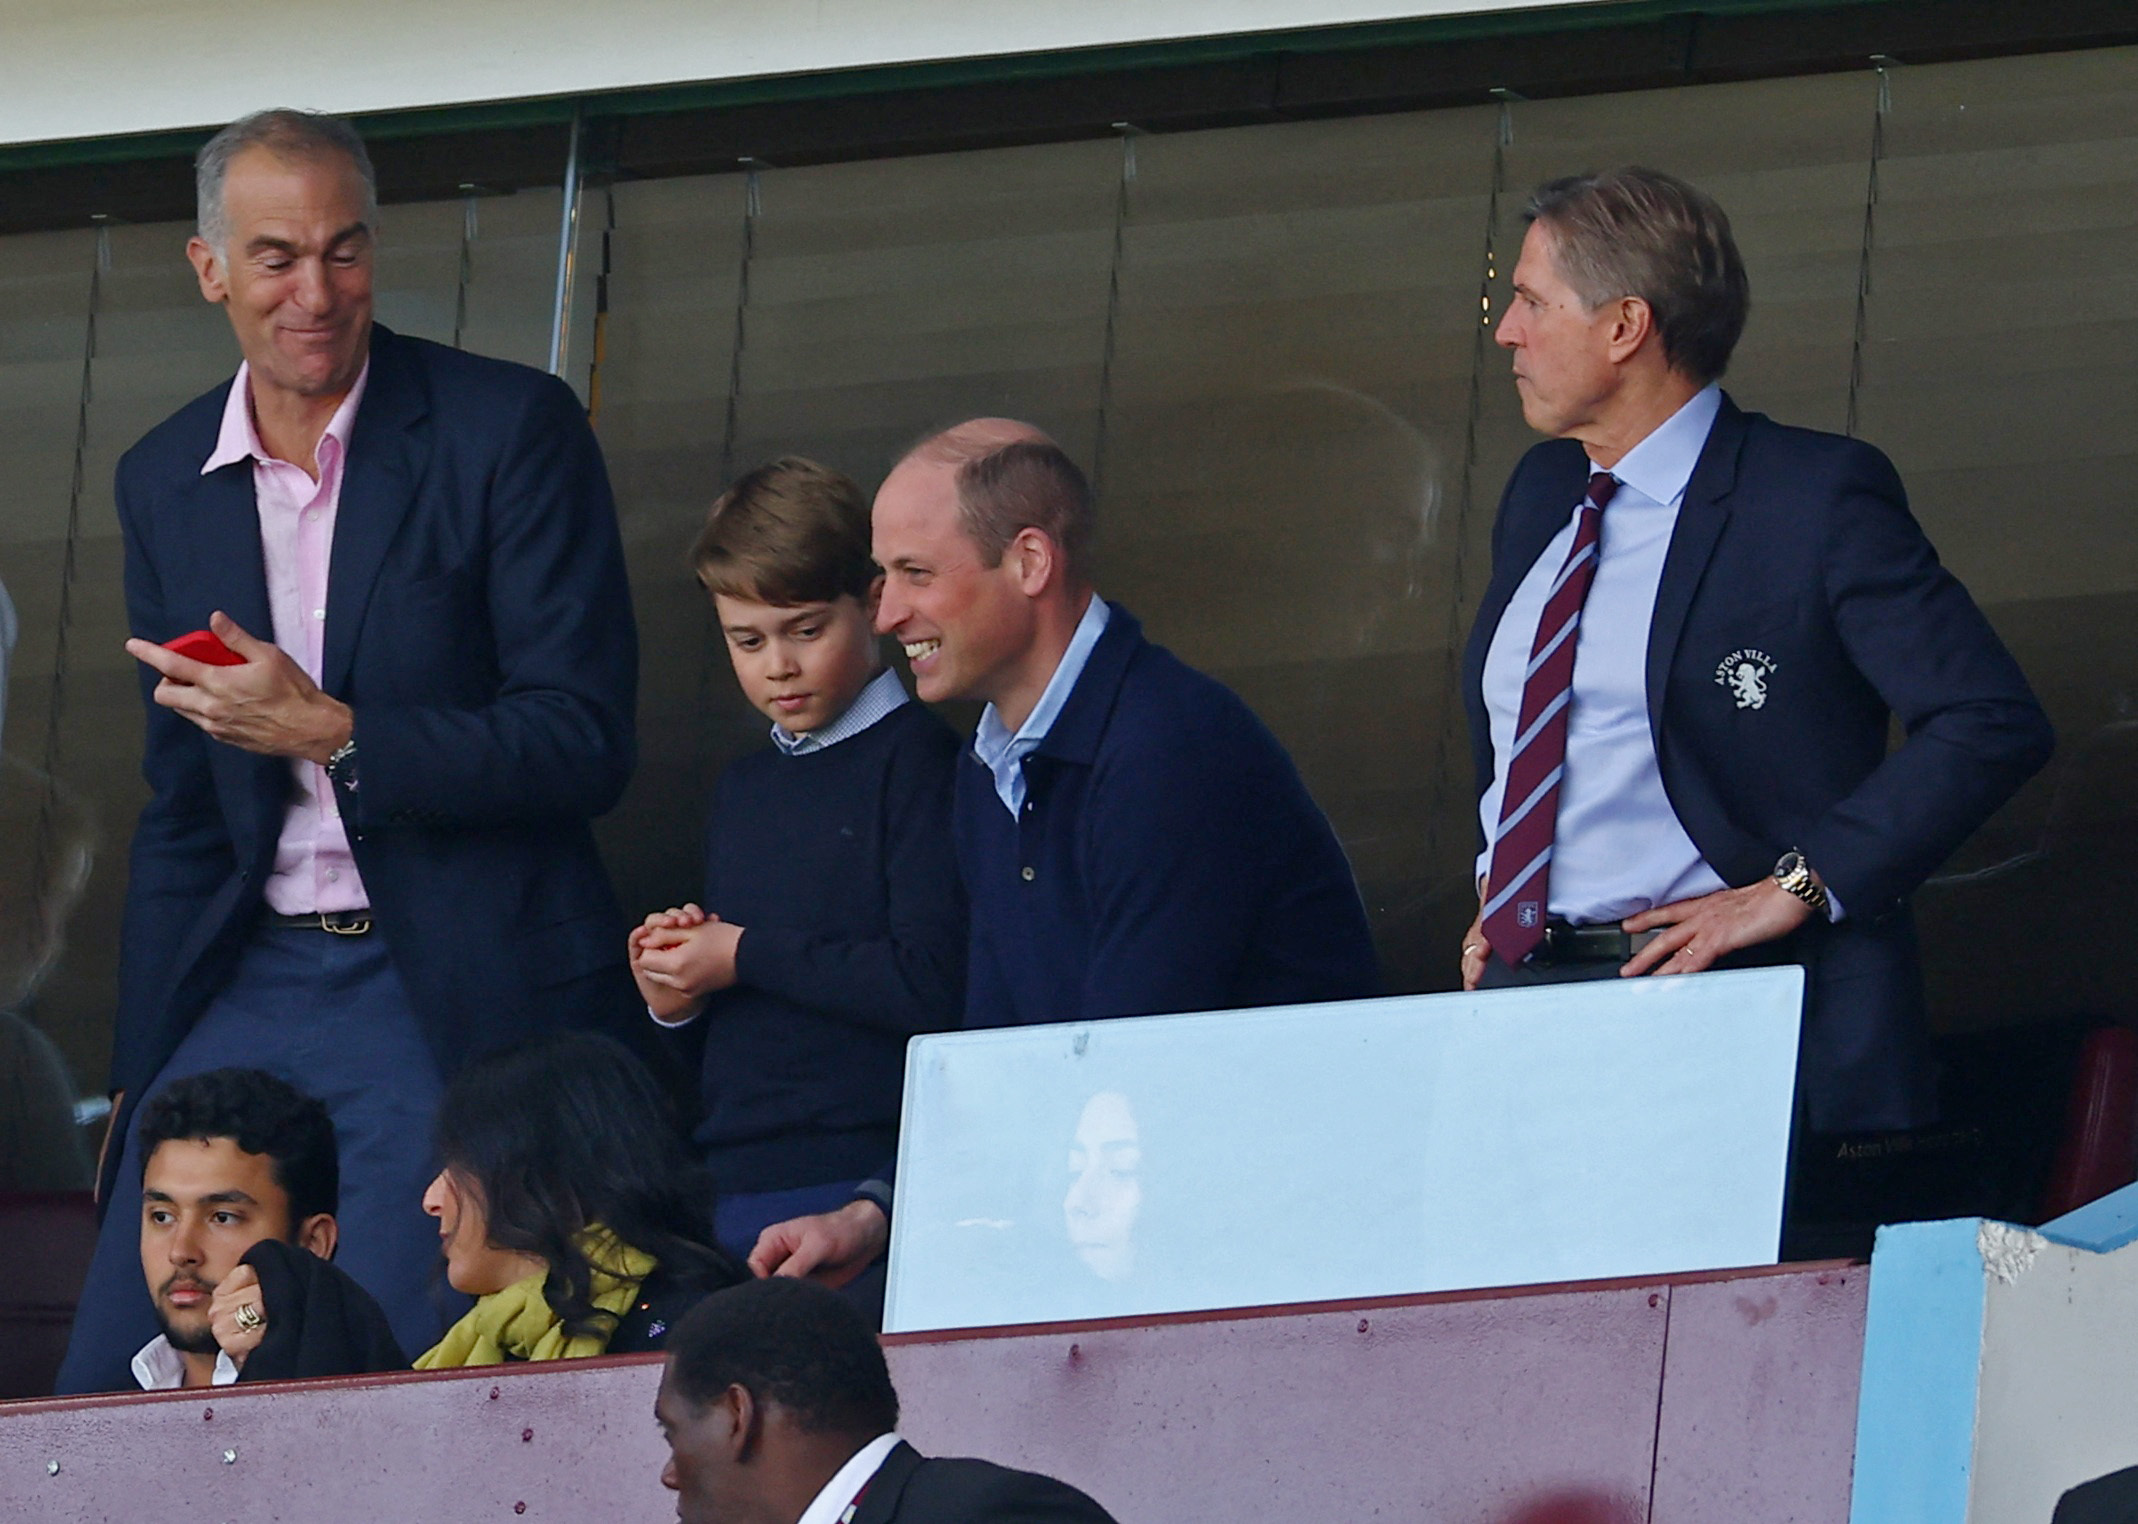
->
[1714, 649, 1778, 710]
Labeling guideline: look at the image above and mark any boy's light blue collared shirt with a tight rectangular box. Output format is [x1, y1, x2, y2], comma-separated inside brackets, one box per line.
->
[973, 595, 1112, 816]
[770, 666, 910, 755]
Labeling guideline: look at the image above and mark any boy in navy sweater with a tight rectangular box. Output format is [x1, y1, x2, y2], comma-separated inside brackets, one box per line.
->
[630, 458, 965, 1258]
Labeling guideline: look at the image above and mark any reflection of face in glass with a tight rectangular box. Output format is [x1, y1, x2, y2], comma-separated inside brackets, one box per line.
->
[1064, 1090, 1142, 1282]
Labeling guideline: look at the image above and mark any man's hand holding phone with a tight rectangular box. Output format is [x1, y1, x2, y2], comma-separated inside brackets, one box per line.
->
[127, 610, 353, 764]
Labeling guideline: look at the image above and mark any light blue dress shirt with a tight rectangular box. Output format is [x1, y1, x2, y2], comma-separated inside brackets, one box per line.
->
[1477, 385, 1732, 925]
[972, 594, 1112, 816]
[769, 666, 910, 756]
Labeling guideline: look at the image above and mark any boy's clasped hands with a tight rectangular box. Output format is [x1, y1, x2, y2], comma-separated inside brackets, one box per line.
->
[629, 904, 744, 1021]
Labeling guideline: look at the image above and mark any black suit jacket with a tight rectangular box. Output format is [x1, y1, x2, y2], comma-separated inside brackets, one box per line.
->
[110, 325, 638, 1142]
[852, 1442, 1119, 1524]
[1462, 394, 2053, 1131]
[2056, 1466, 2138, 1524]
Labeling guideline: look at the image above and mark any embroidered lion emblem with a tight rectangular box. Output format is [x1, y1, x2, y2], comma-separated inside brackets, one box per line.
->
[1714, 649, 1778, 711]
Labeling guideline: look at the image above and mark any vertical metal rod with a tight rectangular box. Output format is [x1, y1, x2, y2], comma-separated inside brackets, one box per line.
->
[1845, 61, 1893, 440]
[547, 107, 585, 378]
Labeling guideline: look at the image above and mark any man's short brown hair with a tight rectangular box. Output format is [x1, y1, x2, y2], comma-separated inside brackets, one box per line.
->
[1524, 167, 1750, 384]
[904, 425, 1096, 583]
[690, 457, 879, 605]
[957, 440, 1095, 583]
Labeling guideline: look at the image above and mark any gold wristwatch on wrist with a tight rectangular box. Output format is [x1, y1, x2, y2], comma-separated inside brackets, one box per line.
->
[1772, 849, 1830, 916]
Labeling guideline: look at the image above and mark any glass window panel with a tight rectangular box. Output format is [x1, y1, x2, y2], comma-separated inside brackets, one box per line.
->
[454, 186, 566, 373]
[590, 172, 751, 908]
[0, 227, 102, 1174]
[10, 218, 231, 1105]
[887, 968, 1802, 1331]
[1859, 46, 2138, 1030]
[1098, 108, 1501, 991]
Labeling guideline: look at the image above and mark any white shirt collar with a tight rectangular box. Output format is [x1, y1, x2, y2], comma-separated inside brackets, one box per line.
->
[972, 595, 1111, 817]
[771, 667, 910, 756]
[1590, 382, 1721, 509]
[974, 594, 1110, 765]
[796, 1433, 902, 1524]
[131, 1334, 241, 1391]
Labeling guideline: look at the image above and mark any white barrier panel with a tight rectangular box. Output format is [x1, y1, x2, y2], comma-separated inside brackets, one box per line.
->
[885, 967, 1803, 1332]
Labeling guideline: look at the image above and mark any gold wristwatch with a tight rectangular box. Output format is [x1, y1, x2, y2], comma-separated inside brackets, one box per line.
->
[1772, 850, 1829, 916]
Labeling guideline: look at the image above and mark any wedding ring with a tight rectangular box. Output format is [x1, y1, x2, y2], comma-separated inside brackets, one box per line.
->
[233, 1302, 263, 1332]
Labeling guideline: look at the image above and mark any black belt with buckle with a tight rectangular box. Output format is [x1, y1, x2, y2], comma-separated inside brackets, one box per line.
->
[263, 909, 373, 936]
[1531, 920, 1655, 967]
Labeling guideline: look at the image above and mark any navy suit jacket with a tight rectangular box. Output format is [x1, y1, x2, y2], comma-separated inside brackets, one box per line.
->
[1462, 394, 2053, 1131]
[956, 605, 1380, 1029]
[851, 1441, 1119, 1524]
[111, 325, 637, 1114]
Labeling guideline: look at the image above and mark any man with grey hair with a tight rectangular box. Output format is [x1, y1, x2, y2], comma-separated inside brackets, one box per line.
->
[1460, 167, 2050, 1158]
[56, 108, 639, 1391]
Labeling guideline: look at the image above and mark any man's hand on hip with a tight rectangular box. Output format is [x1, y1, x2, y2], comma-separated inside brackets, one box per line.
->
[126, 611, 353, 764]
[1618, 879, 1813, 977]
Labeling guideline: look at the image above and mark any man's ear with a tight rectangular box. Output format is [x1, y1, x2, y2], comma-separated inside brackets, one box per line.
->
[1007, 527, 1059, 597]
[724, 1383, 761, 1461]
[1604, 295, 1656, 366]
[186, 237, 229, 305]
[862, 573, 886, 624]
[296, 1212, 338, 1260]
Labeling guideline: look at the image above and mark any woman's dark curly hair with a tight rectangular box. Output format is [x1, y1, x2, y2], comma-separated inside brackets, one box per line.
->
[435, 1032, 741, 1341]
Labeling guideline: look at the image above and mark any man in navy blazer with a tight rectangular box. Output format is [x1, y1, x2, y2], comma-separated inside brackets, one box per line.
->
[1460, 168, 2051, 1138]
[747, 419, 1379, 1283]
[57, 110, 636, 1391]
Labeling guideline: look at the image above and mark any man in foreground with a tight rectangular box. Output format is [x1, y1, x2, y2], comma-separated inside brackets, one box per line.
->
[750, 421, 1379, 1284]
[1461, 167, 2052, 1138]
[62, 106, 637, 1390]
[132, 1067, 399, 1389]
[656, 1277, 1118, 1523]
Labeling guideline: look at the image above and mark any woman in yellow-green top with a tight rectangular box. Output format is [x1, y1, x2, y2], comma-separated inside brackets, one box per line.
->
[414, 1033, 744, 1367]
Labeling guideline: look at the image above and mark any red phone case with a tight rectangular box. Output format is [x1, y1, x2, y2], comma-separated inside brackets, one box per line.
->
[163, 629, 245, 667]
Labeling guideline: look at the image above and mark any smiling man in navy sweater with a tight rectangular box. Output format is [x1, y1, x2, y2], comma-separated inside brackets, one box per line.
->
[748, 420, 1380, 1284]
[631, 458, 965, 1261]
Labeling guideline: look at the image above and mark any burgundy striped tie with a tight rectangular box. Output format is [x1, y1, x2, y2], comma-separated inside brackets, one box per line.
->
[1482, 471, 1619, 968]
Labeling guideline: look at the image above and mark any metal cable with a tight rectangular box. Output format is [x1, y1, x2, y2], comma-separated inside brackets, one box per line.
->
[27, 223, 108, 964]
[1845, 62, 1893, 440]
[585, 184, 619, 428]
[451, 186, 477, 351]
[1421, 101, 1514, 882]
[716, 162, 763, 486]
[1090, 124, 1141, 503]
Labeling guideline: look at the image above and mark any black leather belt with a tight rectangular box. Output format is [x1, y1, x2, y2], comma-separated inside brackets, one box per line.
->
[263, 909, 373, 936]
[1530, 920, 1657, 967]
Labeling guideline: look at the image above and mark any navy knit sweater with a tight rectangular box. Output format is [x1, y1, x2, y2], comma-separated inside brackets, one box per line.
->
[958, 605, 1380, 1027]
[691, 700, 965, 1193]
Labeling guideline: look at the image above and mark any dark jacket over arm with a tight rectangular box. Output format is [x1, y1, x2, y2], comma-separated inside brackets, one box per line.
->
[956, 606, 1379, 1030]
[855, 1441, 1120, 1524]
[235, 1240, 406, 1383]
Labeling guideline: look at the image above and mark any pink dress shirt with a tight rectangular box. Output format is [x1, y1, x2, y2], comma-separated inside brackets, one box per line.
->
[200, 361, 371, 915]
